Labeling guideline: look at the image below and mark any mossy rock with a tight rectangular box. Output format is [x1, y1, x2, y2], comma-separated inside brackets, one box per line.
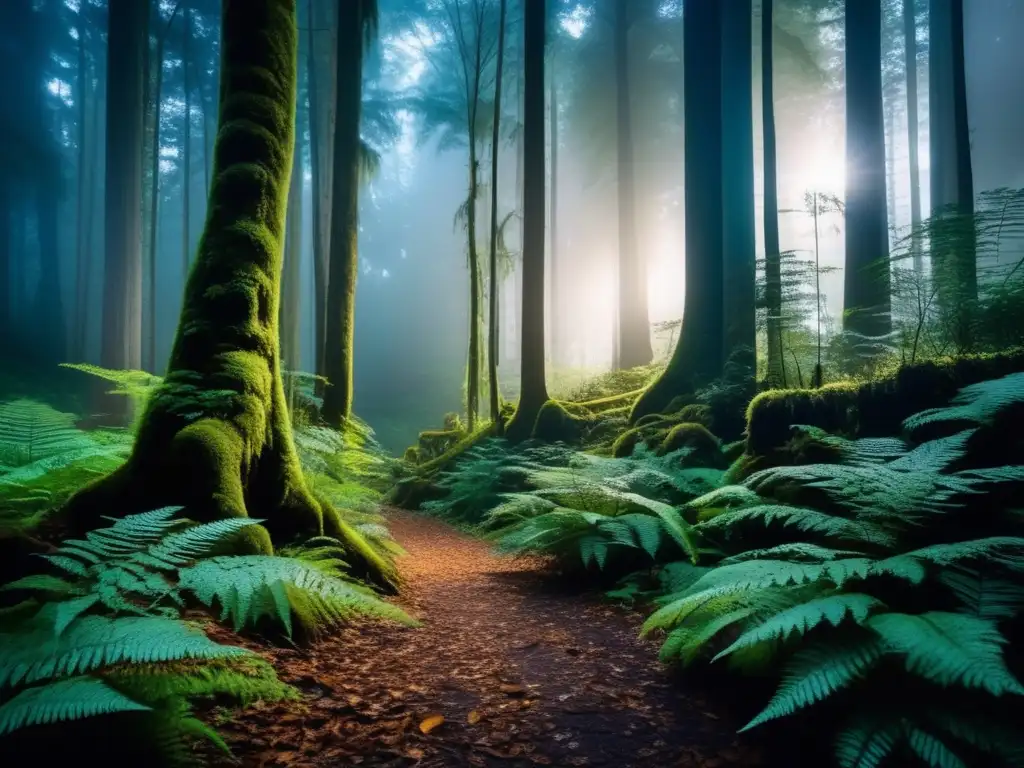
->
[674, 404, 714, 429]
[656, 423, 727, 468]
[417, 428, 462, 461]
[635, 413, 671, 428]
[722, 439, 746, 463]
[745, 348, 1024, 457]
[402, 446, 420, 464]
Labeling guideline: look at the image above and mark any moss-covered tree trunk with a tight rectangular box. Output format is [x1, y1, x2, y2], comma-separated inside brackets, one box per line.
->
[322, 0, 368, 427]
[505, 0, 548, 442]
[63, 0, 343, 552]
[903, 0, 923, 275]
[630, 0, 723, 422]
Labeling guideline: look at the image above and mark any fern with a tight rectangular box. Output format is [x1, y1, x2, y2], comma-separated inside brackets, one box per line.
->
[0, 676, 151, 736]
[178, 555, 416, 637]
[902, 372, 1024, 436]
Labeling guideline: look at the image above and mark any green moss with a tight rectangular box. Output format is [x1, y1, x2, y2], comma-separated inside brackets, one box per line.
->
[675, 404, 714, 428]
[612, 427, 643, 458]
[403, 446, 420, 464]
[532, 400, 590, 443]
[635, 413, 670, 428]
[722, 439, 746, 463]
[57, 2, 377, 582]
[416, 428, 462, 461]
[745, 348, 1024, 457]
[656, 423, 726, 468]
[414, 424, 495, 477]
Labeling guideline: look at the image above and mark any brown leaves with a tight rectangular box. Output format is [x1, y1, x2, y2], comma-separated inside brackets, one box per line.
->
[467, 709, 482, 725]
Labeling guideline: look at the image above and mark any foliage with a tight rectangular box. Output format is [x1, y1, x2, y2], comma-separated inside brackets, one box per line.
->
[0, 506, 413, 761]
[643, 373, 1024, 767]
[0, 399, 131, 535]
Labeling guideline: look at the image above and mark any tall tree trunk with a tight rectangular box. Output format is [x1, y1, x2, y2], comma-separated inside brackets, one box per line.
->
[322, 0, 366, 427]
[843, 0, 891, 342]
[101, 0, 149, 412]
[762, 0, 784, 387]
[488, 0, 508, 431]
[886, 98, 897, 238]
[281, 103, 304, 373]
[307, 0, 328, 388]
[74, 8, 90, 360]
[928, 0, 975, 351]
[181, 4, 193, 280]
[506, 0, 548, 441]
[631, 0, 723, 421]
[549, 69, 559, 369]
[614, 0, 653, 370]
[63, 0, 387, 573]
[721, 0, 756, 378]
[466, 148, 482, 431]
[79, 56, 104, 361]
[903, 0, 922, 274]
[145, 0, 185, 373]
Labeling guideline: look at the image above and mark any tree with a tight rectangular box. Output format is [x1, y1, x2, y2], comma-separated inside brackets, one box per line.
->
[505, 0, 548, 441]
[721, 0, 756, 378]
[613, 0, 654, 369]
[63, 0, 350, 555]
[101, 0, 149, 407]
[321, 0, 378, 426]
[842, 0, 891, 342]
[762, 0, 785, 387]
[903, 0, 922, 274]
[487, 0, 508, 432]
[928, 0, 976, 350]
[630, 0, 723, 421]
[409, 0, 502, 432]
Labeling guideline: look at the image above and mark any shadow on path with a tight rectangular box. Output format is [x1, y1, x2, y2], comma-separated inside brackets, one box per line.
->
[213, 511, 770, 767]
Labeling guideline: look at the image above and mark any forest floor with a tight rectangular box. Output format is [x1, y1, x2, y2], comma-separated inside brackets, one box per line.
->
[208, 510, 770, 768]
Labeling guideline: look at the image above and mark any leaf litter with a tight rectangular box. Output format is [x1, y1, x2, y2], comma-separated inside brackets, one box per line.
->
[205, 510, 768, 767]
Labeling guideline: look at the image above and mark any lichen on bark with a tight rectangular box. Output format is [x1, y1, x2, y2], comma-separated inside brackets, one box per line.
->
[61, 0, 347, 556]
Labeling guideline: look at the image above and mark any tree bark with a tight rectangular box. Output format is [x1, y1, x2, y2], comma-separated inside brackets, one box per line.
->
[488, 0, 508, 431]
[903, 0, 922, 274]
[613, 0, 653, 370]
[928, 0, 976, 351]
[762, 0, 784, 387]
[721, 0, 756, 378]
[181, 3, 193, 280]
[505, 0, 548, 441]
[322, 0, 366, 426]
[101, 0, 148, 405]
[630, 0, 723, 421]
[74, 7, 90, 360]
[281, 94, 304, 373]
[63, 0, 352, 557]
[549, 68, 559, 369]
[843, 0, 892, 342]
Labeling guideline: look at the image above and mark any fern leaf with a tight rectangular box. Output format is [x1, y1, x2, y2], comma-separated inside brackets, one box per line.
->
[0, 574, 86, 597]
[715, 593, 883, 661]
[131, 517, 265, 570]
[721, 543, 866, 564]
[696, 504, 895, 548]
[53, 594, 101, 636]
[834, 715, 901, 768]
[178, 556, 416, 636]
[0, 676, 150, 736]
[659, 605, 760, 666]
[904, 724, 967, 768]
[0, 611, 249, 687]
[939, 567, 1024, 620]
[867, 612, 1024, 695]
[741, 634, 884, 731]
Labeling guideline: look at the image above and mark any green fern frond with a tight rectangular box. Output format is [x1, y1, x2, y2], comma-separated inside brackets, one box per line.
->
[0, 676, 150, 736]
[834, 714, 901, 768]
[721, 543, 867, 564]
[904, 724, 967, 768]
[178, 555, 415, 637]
[866, 612, 1024, 696]
[1, 574, 86, 598]
[0, 399, 97, 467]
[696, 504, 896, 548]
[886, 430, 975, 473]
[939, 567, 1024, 620]
[741, 634, 885, 731]
[716, 593, 884, 661]
[0, 610, 248, 688]
[902, 372, 1024, 435]
[659, 605, 760, 665]
[130, 517, 264, 570]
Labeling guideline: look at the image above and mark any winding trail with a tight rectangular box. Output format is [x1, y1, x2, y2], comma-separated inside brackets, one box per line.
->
[213, 511, 767, 768]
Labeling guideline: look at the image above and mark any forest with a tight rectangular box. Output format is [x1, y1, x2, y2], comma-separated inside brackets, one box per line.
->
[0, 0, 1023, 766]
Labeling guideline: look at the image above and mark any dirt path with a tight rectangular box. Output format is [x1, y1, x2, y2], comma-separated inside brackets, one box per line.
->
[213, 511, 767, 768]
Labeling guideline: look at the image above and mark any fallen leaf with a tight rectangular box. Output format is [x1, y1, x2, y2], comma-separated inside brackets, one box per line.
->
[419, 714, 445, 734]
[499, 683, 526, 696]
[467, 710, 482, 724]
[406, 748, 425, 759]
